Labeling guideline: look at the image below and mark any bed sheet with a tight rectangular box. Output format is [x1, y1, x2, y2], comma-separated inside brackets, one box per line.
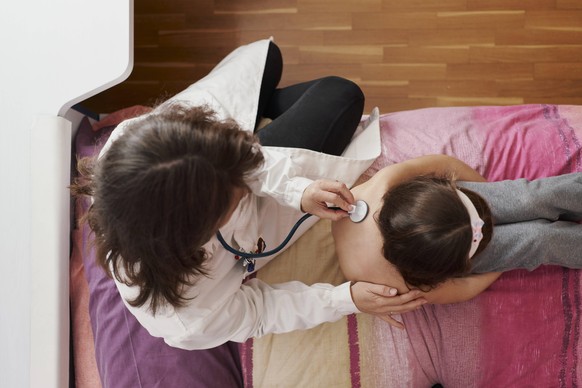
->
[242, 104, 582, 387]
[71, 104, 582, 387]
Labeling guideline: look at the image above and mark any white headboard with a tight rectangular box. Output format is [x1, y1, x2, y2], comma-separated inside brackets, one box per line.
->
[0, 1, 133, 387]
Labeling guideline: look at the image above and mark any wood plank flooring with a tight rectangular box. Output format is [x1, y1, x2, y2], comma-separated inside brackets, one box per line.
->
[82, 0, 582, 115]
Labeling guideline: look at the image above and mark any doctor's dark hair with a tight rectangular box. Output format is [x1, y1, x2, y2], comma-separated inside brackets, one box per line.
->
[376, 175, 493, 289]
[72, 104, 264, 314]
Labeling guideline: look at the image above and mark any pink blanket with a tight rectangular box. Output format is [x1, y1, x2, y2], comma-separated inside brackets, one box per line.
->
[241, 104, 582, 387]
[72, 104, 582, 387]
[361, 104, 582, 386]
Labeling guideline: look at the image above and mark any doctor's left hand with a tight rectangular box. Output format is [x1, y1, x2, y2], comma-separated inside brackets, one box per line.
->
[301, 179, 355, 221]
[350, 281, 427, 329]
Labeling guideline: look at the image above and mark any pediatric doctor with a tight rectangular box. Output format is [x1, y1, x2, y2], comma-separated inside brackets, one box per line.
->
[72, 39, 426, 350]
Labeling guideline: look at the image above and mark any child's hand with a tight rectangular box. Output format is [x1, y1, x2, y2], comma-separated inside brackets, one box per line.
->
[350, 281, 427, 329]
[301, 179, 355, 221]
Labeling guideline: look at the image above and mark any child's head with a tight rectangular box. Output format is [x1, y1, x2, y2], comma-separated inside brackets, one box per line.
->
[74, 104, 264, 313]
[376, 175, 492, 289]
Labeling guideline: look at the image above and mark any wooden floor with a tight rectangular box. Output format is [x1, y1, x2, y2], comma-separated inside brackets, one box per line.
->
[83, 0, 582, 115]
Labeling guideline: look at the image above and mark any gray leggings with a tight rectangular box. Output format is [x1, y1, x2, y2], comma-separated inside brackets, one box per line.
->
[458, 172, 582, 273]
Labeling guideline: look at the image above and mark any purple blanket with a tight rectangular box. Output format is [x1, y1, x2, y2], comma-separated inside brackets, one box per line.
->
[72, 118, 244, 388]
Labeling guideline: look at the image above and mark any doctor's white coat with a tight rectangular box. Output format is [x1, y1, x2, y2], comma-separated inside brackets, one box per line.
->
[102, 38, 381, 349]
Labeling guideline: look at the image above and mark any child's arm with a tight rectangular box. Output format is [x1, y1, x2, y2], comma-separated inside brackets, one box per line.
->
[374, 154, 487, 187]
[419, 272, 502, 304]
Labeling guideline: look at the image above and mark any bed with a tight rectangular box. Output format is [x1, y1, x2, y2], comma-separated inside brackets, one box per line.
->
[71, 103, 582, 387]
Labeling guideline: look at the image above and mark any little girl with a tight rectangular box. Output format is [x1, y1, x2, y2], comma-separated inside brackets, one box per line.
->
[333, 154, 582, 327]
[379, 172, 582, 289]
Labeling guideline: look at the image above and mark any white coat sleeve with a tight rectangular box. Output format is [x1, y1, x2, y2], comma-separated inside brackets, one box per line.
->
[168, 279, 359, 350]
[245, 146, 313, 211]
[114, 255, 361, 350]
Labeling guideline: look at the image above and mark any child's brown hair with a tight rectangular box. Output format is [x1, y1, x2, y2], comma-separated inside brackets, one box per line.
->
[376, 175, 493, 289]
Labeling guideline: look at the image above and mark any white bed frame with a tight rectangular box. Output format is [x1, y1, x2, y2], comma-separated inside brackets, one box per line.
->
[0, 2, 133, 387]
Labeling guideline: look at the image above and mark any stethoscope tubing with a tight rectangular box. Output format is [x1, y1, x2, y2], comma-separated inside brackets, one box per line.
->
[216, 200, 368, 260]
[216, 213, 313, 259]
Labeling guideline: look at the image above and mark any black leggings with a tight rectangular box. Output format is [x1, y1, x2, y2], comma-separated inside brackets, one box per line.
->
[254, 42, 365, 156]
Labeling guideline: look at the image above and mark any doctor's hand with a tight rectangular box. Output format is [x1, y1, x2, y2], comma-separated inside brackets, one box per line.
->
[301, 179, 355, 221]
[350, 281, 427, 329]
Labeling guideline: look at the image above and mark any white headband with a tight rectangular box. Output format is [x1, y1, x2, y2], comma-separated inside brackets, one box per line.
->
[455, 189, 485, 258]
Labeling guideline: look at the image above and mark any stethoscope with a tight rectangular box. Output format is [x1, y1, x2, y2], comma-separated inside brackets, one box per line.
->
[216, 200, 369, 272]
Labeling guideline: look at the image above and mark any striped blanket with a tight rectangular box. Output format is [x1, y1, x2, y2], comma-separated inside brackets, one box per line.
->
[241, 104, 582, 387]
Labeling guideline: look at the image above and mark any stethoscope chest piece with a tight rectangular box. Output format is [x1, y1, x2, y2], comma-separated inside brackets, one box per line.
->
[348, 200, 369, 223]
